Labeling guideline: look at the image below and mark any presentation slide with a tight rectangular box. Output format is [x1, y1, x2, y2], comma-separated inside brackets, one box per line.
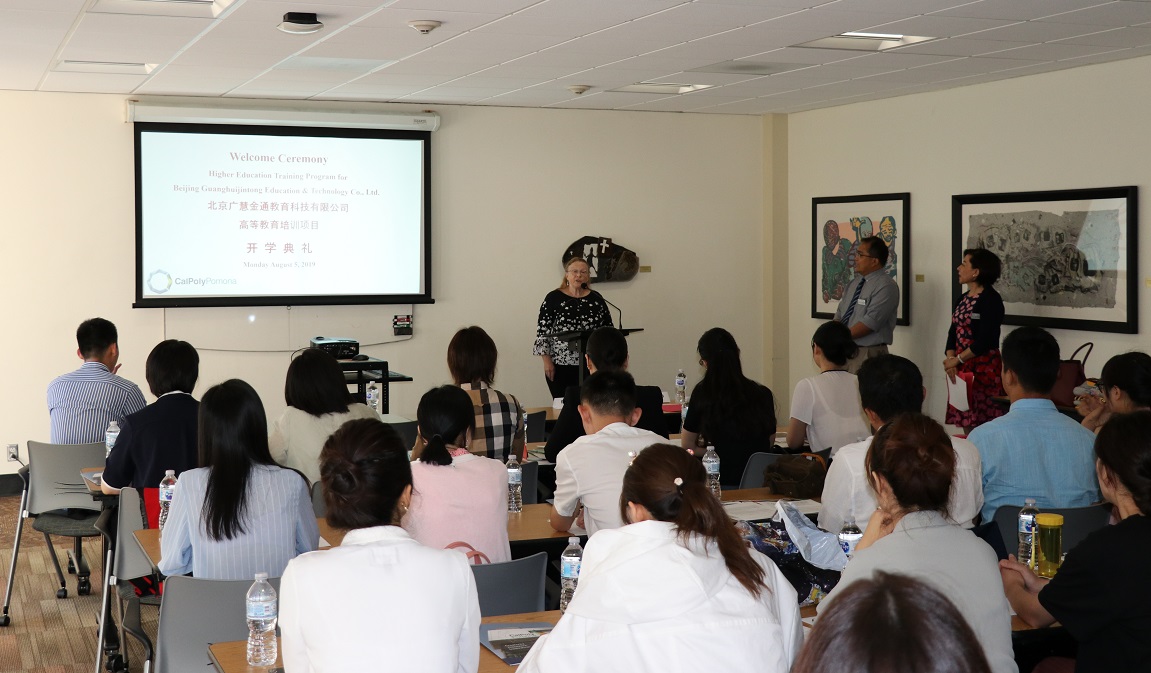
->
[136, 125, 428, 306]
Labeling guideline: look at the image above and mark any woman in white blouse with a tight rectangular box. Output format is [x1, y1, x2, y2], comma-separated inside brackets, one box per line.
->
[519, 443, 801, 673]
[279, 418, 481, 673]
[787, 321, 868, 456]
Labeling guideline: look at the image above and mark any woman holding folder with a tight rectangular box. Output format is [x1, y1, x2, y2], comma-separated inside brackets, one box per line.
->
[943, 248, 1005, 434]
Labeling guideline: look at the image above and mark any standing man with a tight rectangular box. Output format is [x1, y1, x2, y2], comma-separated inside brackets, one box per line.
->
[834, 236, 899, 373]
[48, 318, 146, 444]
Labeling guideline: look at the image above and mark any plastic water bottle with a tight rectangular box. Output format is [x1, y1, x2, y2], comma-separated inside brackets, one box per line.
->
[1018, 498, 1040, 569]
[838, 517, 863, 560]
[158, 470, 177, 532]
[702, 446, 721, 498]
[246, 572, 278, 666]
[507, 454, 523, 513]
[559, 537, 583, 613]
[105, 421, 120, 457]
[674, 369, 687, 404]
[365, 381, 381, 413]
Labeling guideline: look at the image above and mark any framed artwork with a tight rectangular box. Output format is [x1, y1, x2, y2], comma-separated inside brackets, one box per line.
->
[953, 186, 1138, 334]
[811, 193, 911, 326]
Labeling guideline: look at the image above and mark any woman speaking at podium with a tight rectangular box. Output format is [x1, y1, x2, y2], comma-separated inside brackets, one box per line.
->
[533, 256, 613, 398]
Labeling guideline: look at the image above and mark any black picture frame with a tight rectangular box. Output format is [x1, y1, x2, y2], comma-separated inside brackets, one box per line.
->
[811, 192, 911, 326]
[952, 186, 1138, 334]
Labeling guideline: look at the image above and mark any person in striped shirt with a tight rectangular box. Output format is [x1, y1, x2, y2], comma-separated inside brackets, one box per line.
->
[47, 317, 146, 444]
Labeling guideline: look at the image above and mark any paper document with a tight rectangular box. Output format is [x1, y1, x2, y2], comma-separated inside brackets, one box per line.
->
[480, 623, 554, 665]
[947, 373, 970, 412]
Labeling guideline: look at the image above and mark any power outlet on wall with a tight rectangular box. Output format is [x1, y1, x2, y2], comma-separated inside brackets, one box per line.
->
[6, 444, 18, 462]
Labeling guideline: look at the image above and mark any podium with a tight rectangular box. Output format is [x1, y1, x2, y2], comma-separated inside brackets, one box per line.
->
[544, 328, 644, 384]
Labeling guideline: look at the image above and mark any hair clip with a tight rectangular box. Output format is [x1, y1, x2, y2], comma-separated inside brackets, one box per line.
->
[673, 477, 684, 491]
[627, 451, 638, 465]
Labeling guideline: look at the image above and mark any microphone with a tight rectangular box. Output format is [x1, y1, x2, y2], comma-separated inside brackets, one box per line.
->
[583, 282, 623, 329]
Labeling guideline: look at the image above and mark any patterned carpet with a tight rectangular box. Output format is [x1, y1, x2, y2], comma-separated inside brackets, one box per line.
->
[0, 494, 157, 673]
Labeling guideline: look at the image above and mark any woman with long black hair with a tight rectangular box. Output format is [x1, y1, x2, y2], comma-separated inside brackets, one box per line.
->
[159, 379, 318, 580]
[680, 327, 777, 484]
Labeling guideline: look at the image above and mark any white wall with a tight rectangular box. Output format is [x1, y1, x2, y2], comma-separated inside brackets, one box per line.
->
[786, 55, 1151, 421]
[0, 92, 765, 475]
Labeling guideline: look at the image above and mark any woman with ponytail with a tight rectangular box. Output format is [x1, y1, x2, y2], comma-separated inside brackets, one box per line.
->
[821, 413, 1016, 673]
[519, 443, 801, 673]
[279, 418, 481, 672]
[402, 385, 511, 562]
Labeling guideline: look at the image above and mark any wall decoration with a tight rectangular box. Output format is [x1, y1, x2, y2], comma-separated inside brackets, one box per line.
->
[563, 236, 639, 282]
[953, 186, 1138, 334]
[811, 193, 911, 326]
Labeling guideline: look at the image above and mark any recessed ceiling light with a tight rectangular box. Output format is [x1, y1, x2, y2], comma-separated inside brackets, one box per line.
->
[56, 60, 156, 75]
[277, 12, 323, 35]
[795, 32, 936, 52]
[613, 82, 714, 94]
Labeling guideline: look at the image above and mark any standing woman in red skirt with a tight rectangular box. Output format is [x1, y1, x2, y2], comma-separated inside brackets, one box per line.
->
[944, 248, 1006, 434]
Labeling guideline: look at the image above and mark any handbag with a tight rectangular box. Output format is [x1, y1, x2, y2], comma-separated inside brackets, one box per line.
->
[445, 541, 491, 565]
[1051, 342, 1092, 408]
[763, 453, 828, 499]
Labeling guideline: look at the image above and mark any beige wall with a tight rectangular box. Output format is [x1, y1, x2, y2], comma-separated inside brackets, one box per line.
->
[787, 55, 1151, 422]
[0, 93, 765, 474]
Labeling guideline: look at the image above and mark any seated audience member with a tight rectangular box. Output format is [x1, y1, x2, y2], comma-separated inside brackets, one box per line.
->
[793, 571, 992, 673]
[819, 355, 982, 534]
[786, 321, 868, 456]
[102, 340, 200, 494]
[1000, 410, 1151, 673]
[968, 326, 1099, 523]
[681, 327, 776, 485]
[159, 379, 319, 580]
[551, 370, 664, 535]
[544, 326, 668, 463]
[48, 317, 146, 444]
[403, 385, 511, 562]
[521, 443, 801, 673]
[427, 325, 524, 462]
[280, 419, 480, 672]
[820, 414, 1017, 673]
[270, 348, 378, 484]
[1077, 351, 1151, 433]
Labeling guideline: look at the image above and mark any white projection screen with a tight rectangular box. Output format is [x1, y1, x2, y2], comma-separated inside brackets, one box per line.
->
[134, 122, 432, 307]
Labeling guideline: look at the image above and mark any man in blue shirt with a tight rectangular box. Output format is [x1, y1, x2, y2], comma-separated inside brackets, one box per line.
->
[47, 318, 146, 444]
[968, 326, 1099, 522]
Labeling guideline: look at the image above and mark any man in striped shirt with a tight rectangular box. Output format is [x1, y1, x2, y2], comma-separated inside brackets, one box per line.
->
[47, 318, 146, 444]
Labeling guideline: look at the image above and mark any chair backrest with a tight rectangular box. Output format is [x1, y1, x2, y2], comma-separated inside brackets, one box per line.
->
[115, 487, 155, 583]
[470, 551, 547, 617]
[387, 421, 419, 452]
[310, 480, 326, 517]
[992, 503, 1112, 556]
[26, 440, 106, 515]
[739, 452, 780, 489]
[525, 411, 546, 443]
[520, 460, 539, 505]
[155, 575, 282, 673]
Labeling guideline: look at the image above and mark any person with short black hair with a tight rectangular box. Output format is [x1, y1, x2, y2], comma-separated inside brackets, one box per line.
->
[944, 247, 1007, 433]
[786, 321, 868, 456]
[442, 325, 525, 462]
[279, 418, 481, 672]
[270, 348, 378, 484]
[544, 326, 668, 462]
[681, 328, 777, 485]
[159, 379, 319, 580]
[402, 386, 511, 562]
[820, 413, 1017, 673]
[968, 326, 1099, 522]
[794, 571, 993, 673]
[1001, 410, 1151, 673]
[1077, 351, 1151, 433]
[48, 317, 146, 444]
[550, 370, 664, 535]
[101, 340, 200, 493]
[833, 237, 900, 373]
[819, 355, 982, 535]
[521, 443, 801, 673]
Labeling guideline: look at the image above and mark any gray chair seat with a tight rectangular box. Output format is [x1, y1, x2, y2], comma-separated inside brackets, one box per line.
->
[32, 511, 101, 537]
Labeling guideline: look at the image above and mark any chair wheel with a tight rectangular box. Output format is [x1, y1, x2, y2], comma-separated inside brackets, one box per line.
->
[56, 588, 68, 599]
[0, 615, 9, 627]
[77, 579, 91, 596]
[105, 654, 126, 672]
[67, 558, 76, 574]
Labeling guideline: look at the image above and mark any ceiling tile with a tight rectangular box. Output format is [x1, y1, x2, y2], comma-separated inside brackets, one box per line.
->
[41, 70, 148, 93]
[866, 15, 1020, 38]
[820, 0, 972, 12]
[1054, 24, 1151, 46]
[1040, 1, 1151, 25]
[984, 41, 1125, 60]
[933, 0, 1111, 21]
[964, 19, 1115, 42]
[888, 37, 1033, 56]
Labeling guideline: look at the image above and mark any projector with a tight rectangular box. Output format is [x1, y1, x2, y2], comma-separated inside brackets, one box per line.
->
[310, 337, 359, 359]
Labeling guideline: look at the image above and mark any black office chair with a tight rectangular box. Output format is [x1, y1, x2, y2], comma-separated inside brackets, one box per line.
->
[387, 420, 419, 453]
[738, 452, 780, 489]
[95, 487, 160, 673]
[525, 411, 547, 443]
[470, 552, 547, 617]
[520, 460, 539, 505]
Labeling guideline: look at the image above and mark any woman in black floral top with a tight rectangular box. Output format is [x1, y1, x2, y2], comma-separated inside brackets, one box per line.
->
[533, 256, 613, 398]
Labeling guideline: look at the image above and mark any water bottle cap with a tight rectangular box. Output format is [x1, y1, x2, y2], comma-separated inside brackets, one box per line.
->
[568, 537, 579, 545]
[254, 572, 268, 581]
[1024, 497, 1036, 504]
[109, 421, 119, 429]
[165, 469, 175, 475]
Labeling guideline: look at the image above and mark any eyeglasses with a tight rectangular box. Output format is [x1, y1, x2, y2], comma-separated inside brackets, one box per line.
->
[856, 252, 877, 259]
